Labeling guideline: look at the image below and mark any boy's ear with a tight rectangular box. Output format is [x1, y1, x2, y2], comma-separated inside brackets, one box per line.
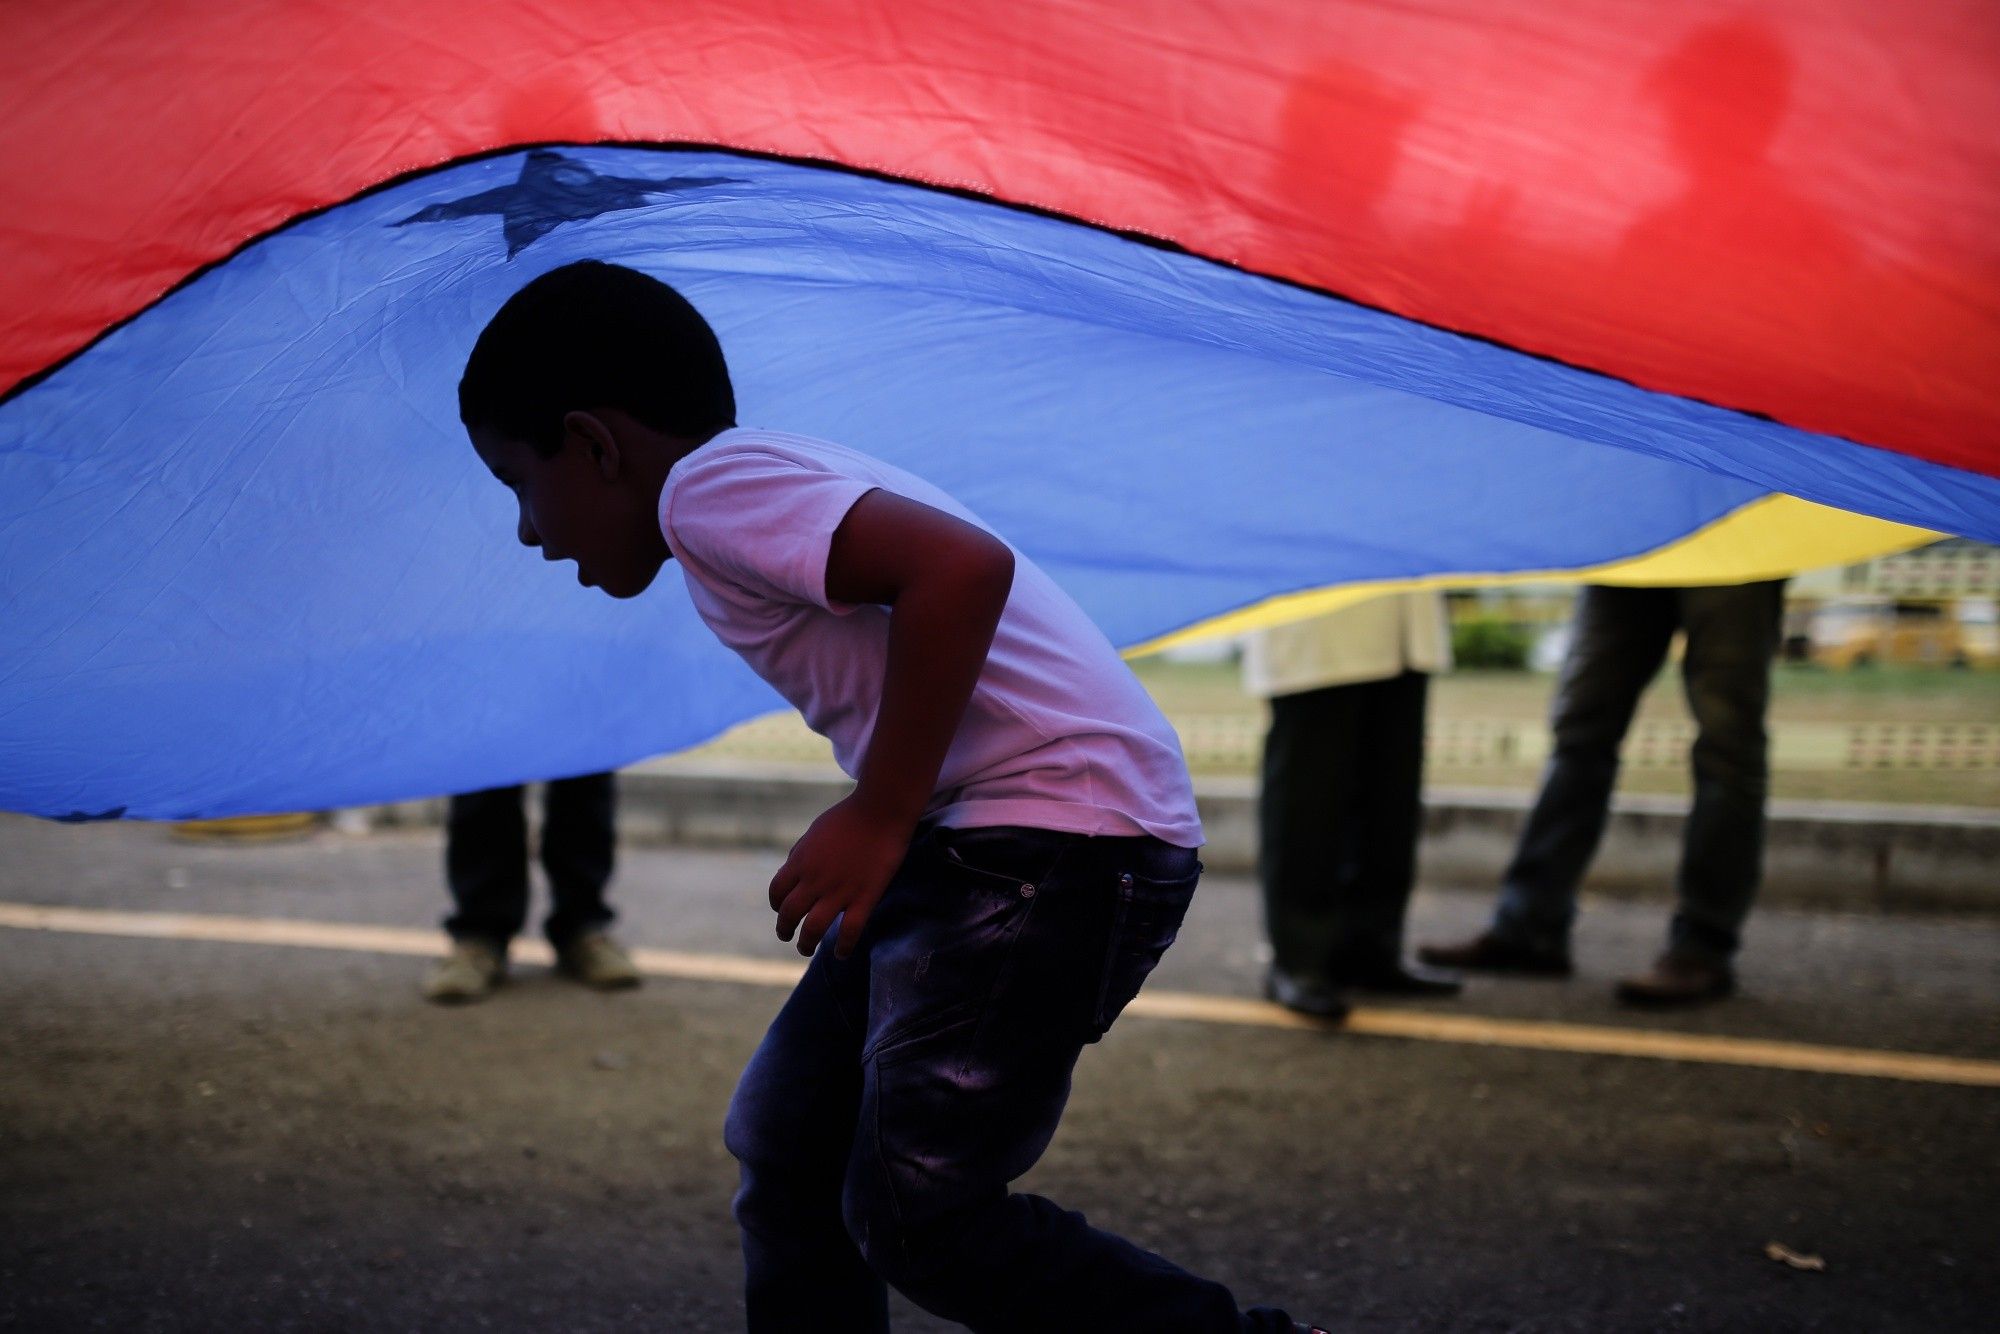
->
[562, 410, 622, 481]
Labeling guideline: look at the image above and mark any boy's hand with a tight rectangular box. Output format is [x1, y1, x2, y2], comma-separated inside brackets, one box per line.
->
[765, 489, 1012, 962]
[768, 794, 915, 959]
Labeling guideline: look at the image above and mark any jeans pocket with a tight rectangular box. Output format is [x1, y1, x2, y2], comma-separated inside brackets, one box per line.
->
[863, 838, 1049, 1064]
[1086, 863, 1199, 1042]
[930, 827, 1071, 895]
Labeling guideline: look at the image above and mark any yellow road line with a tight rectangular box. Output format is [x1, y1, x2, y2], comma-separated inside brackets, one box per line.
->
[0, 902, 811, 988]
[3, 901, 1996, 1088]
[1126, 991, 2000, 1086]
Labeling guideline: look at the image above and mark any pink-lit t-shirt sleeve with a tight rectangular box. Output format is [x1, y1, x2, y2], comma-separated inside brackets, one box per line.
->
[663, 450, 879, 612]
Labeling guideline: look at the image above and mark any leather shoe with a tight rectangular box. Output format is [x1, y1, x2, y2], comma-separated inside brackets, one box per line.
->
[1615, 952, 1735, 1007]
[1330, 958, 1464, 997]
[1264, 966, 1351, 1021]
[1417, 931, 1572, 977]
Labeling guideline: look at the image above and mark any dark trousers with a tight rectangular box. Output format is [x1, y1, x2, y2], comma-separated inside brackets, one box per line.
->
[1258, 670, 1429, 980]
[444, 772, 616, 949]
[1494, 582, 1784, 963]
[724, 826, 1298, 1333]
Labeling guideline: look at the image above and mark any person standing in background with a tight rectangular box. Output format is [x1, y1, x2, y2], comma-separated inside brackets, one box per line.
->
[424, 771, 640, 1003]
[1420, 581, 1786, 1005]
[1246, 592, 1461, 1021]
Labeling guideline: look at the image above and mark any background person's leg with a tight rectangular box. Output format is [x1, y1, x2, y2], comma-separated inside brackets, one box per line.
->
[1330, 669, 1429, 973]
[1667, 580, 1785, 964]
[538, 771, 616, 948]
[1259, 684, 1362, 985]
[1491, 586, 1676, 953]
[443, 784, 530, 946]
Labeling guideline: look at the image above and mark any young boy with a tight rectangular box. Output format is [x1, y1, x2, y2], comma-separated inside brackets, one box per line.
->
[457, 260, 1319, 1332]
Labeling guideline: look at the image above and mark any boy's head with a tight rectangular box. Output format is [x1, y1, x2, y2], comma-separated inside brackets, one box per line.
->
[459, 261, 734, 597]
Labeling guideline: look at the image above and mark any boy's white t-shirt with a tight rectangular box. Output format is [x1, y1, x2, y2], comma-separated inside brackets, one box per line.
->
[658, 428, 1202, 848]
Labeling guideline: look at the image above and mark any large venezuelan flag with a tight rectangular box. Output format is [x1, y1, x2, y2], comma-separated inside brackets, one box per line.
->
[1, 0, 1995, 820]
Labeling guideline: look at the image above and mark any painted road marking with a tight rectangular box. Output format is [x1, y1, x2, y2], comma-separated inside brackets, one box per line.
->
[2, 901, 1996, 1088]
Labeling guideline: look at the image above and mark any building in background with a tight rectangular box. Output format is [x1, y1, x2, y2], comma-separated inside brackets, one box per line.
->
[1784, 539, 2000, 670]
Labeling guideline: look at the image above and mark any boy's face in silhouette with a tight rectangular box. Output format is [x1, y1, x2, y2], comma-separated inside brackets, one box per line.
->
[469, 417, 668, 599]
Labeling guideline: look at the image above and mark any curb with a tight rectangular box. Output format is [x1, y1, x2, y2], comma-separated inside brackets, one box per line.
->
[358, 760, 1999, 917]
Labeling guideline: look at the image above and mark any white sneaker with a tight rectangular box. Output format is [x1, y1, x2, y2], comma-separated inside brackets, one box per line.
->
[422, 938, 506, 1004]
[556, 932, 642, 990]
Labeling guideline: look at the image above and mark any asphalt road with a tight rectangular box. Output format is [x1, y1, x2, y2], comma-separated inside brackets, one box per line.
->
[2, 814, 1995, 1332]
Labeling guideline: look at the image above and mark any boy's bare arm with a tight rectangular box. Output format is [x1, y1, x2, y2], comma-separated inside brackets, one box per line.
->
[768, 489, 1015, 959]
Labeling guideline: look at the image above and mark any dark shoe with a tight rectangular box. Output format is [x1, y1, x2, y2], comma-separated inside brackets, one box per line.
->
[1264, 966, 1351, 1022]
[1417, 931, 1572, 977]
[1331, 958, 1464, 997]
[1615, 952, 1735, 1007]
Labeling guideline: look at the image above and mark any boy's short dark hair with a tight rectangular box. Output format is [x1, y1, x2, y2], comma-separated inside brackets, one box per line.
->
[459, 260, 735, 455]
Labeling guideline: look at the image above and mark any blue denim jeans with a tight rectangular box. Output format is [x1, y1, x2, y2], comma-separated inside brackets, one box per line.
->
[1494, 582, 1784, 963]
[724, 825, 1300, 1332]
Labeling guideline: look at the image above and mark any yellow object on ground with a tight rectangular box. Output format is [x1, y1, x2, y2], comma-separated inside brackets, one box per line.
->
[170, 813, 320, 842]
